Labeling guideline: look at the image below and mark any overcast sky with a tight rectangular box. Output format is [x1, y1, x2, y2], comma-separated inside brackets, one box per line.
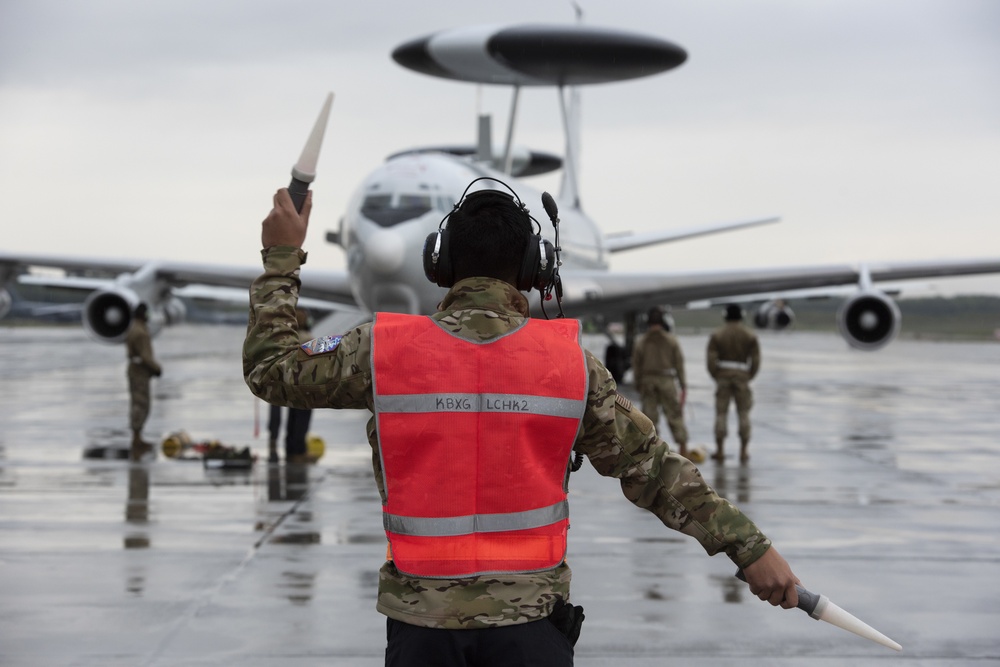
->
[2, 0, 999, 296]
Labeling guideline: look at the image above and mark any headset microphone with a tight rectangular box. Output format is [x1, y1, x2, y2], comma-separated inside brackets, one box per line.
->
[541, 190, 578, 471]
[539, 191, 565, 319]
[541, 191, 558, 222]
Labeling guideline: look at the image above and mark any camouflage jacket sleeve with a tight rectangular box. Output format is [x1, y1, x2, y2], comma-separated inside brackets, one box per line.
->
[243, 246, 373, 412]
[671, 335, 686, 389]
[747, 332, 761, 380]
[575, 350, 771, 568]
[706, 332, 720, 379]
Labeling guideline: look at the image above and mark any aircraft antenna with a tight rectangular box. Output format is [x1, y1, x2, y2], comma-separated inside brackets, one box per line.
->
[476, 114, 492, 164]
[557, 85, 582, 209]
[563, 2, 584, 205]
[501, 85, 521, 175]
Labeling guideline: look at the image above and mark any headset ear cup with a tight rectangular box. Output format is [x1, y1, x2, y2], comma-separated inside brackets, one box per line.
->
[436, 228, 454, 287]
[422, 232, 441, 285]
[517, 234, 541, 292]
[535, 239, 555, 292]
[422, 230, 453, 287]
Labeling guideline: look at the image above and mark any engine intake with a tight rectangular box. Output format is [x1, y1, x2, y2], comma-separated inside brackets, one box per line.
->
[84, 288, 137, 342]
[0, 288, 11, 320]
[753, 300, 794, 330]
[82, 287, 185, 343]
[837, 290, 900, 351]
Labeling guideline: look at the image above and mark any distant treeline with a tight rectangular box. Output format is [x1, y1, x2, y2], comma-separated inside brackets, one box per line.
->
[673, 296, 1000, 341]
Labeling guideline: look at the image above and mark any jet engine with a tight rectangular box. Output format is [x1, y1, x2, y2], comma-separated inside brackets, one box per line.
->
[836, 290, 900, 351]
[83, 287, 186, 343]
[753, 300, 794, 330]
[0, 288, 11, 320]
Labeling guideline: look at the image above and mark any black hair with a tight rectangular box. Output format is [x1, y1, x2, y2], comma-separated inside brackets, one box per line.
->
[447, 190, 531, 283]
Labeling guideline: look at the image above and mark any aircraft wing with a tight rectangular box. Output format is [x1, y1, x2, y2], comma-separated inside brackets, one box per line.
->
[0, 250, 357, 341]
[152, 262, 356, 306]
[604, 215, 780, 253]
[557, 257, 1000, 319]
[0, 252, 355, 306]
[0, 251, 139, 280]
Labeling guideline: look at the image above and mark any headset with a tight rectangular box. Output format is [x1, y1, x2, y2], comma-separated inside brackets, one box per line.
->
[422, 177, 557, 294]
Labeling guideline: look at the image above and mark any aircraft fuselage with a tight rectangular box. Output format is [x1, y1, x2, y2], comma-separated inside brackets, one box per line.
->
[338, 152, 606, 315]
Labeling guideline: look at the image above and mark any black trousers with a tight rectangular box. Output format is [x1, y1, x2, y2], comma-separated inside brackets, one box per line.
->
[267, 405, 312, 457]
[385, 617, 573, 667]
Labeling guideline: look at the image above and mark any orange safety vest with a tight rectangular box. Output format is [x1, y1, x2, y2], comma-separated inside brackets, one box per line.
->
[371, 312, 588, 578]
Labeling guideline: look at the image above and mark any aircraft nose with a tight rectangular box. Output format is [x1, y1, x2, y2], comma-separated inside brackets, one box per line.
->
[364, 230, 406, 274]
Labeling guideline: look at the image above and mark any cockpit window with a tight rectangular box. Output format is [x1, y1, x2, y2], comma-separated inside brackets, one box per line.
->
[361, 193, 434, 227]
[362, 194, 392, 211]
[398, 194, 431, 209]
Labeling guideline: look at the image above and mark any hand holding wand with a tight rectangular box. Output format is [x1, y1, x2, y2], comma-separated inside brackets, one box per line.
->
[736, 569, 901, 651]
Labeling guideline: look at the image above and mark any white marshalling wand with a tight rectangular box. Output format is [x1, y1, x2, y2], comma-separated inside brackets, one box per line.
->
[736, 570, 902, 651]
[288, 92, 335, 213]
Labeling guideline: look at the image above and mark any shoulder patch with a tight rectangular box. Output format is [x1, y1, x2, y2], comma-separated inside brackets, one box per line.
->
[614, 392, 633, 412]
[300, 335, 343, 356]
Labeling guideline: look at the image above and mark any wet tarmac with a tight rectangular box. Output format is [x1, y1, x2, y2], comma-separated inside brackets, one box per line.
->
[1, 323, 998, 666]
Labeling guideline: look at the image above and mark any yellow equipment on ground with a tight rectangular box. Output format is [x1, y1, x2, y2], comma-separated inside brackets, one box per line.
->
[161, 431, 193, 458]
[306, 433, 325, 462]
[686, 445, 707, 464]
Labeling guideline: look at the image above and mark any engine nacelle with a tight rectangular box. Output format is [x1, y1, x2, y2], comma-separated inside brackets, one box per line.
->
[82, 287, 186, 343]
[753, 300, 794, 330]
[0, 288, 11, 320]
[836, 290, 901, 351]
[161, 297, 187, 328]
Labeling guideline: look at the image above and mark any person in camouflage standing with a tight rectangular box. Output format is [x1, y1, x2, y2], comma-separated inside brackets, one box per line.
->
[243, 184, 799, 667]
[631, 306, 688, 458]
[125, 303, 161, 461]
[707, 304, 761, 464]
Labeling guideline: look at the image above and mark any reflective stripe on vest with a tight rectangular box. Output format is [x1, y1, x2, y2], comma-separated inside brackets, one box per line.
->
[384, 500, 569, 536]
[375, 393, 582, 417]
[371, 312, 588, 578]
[717, 360, 750, 371]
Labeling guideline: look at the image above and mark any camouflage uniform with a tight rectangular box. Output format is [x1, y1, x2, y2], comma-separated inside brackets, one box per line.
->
[706, 321, 760, 461]
[631, 327, 688, 451]
[125, 318, 161, 435]
[243, 246, 772, 630]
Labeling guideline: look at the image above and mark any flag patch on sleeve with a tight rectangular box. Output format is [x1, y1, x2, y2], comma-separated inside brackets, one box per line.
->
[614, 393, 633, 412]
[301, 335, 343, 356]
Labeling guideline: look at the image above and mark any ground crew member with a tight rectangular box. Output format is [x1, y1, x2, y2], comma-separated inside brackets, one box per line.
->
[244, 184, 799, 666]
[267, 307, 314, 464]
[125, 303, 161, 461]
[631, 307, 689, 457]
[707, 304, 761, 463]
